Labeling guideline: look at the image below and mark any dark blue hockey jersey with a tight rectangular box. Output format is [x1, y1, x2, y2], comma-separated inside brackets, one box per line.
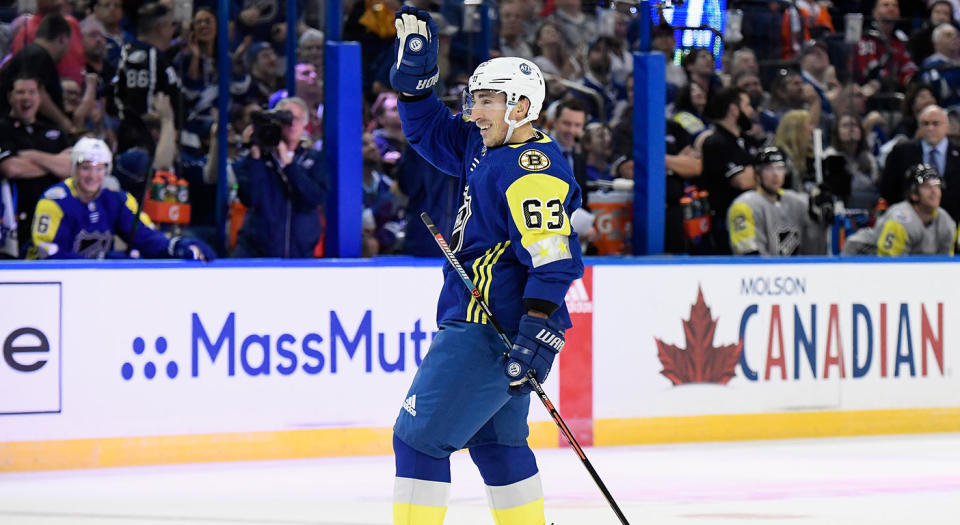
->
[27, 179, 171, 259]
[399, 95, 584, 331]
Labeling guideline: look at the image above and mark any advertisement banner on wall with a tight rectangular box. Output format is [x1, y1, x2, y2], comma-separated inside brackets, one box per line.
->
[592, 261, 958, 420]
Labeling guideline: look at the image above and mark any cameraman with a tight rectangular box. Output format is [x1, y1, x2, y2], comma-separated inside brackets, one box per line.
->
[233, 97, 329, 258]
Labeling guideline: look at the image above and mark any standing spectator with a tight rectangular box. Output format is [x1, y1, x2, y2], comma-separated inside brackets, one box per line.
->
[0, 73, 72, 257]
[87, 0, 129, 68]
[497, 0, 534, 60]
[298, 28, 325, 72]
[854, 0, 917, 93]
[233, 97, 329, 258]
[671, 83, 708, 139]
[8, 0, 85, 83]
[370, 91, 407, 176]
[780, 0, 835, 60]
[728, 147, 826, 255]
[61, 73, 102, 134]
[607, 10, 633, 87]
[920, 23, 960, 108]
[651, 24, 686, 92]
[531, 20, 581, 81]
[27, 137, 214, 261]
[908, 0, 958, 65]
[842, 164, 956, 255]
[799, 40, 836, 117]
[113, 2, 180, 153]
[0, 13, 75, 134]
[664, 119, 702, 254]
[822, 113, 881, 210]
[80, 17, 115, 98]
[240, 41, 282, 108]
[360, 131, 405, 256]
[175, 7, 220, 122]
[881, 104, 960, 220]
[774, 109, 816, 190]
[574, 37, 621, 122]
[701, 86, 757, 254]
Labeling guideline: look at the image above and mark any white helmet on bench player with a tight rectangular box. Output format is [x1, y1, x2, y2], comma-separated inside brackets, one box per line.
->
[464, 57, 545, 144]
[70, 137, 112, 178]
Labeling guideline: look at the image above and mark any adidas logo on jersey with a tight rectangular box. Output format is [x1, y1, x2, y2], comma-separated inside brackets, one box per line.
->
[535, 330, 565, 352]
[402, 395, 417, 416]
[564, 279, 593, 313]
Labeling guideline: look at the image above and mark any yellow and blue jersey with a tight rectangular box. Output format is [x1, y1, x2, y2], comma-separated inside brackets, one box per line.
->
[27, 179, 170, 260]
[399, 94, 584, 331]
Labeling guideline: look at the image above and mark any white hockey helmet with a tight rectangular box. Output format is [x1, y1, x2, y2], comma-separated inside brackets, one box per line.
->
[465, 57, 545, 144]
[71, 136, 112, 177]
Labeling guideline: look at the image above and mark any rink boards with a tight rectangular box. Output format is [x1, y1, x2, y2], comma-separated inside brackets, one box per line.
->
[1, 257, 959, 471]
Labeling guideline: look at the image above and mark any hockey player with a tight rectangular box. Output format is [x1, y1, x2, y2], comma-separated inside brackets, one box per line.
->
[842, 164, 956, 256]
[389, 7, 583, 525]
[27, 137, 215, 261]
[728, 146, 826, 255]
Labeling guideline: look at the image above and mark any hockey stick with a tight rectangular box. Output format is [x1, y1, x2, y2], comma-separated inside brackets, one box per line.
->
[421, 212, 631, 525]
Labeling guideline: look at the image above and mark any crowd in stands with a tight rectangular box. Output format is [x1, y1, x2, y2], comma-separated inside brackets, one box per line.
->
[1, 0, 958, 260]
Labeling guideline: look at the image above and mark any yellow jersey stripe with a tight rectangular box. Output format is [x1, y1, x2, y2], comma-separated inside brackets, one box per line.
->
[467, 244, 498, 323]
[479, 241, 510, 324]
[471, 243, 502, 323]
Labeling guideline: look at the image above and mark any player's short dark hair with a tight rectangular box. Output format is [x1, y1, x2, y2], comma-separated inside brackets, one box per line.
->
[137, 2, 172, 36]
[705, 86, 745, 121]
[35, 13, 71, 42]
[555, 98, 588, 121]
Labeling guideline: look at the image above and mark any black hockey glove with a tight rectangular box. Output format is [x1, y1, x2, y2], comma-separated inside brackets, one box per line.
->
[505, 314, 565, 396]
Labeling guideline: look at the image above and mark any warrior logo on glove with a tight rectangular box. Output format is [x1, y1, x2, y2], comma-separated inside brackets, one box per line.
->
[408, 37, 423, 52]
[507, 361, 522, 378]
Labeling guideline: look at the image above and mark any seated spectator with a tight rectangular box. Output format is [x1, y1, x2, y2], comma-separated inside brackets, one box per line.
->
[760, 68, 820, 134]
[681, 48, 720, 96]
[822, 113, 881, 210]
[799, 40, 837, 118]
[573, 37, 622, 122]
[881, 104, 960, 220]
[854, 0, 917, 94]
[842, 164, 955, 255]
[545, 0, 598, 52]
[497, 0, 534, 60]
[238, 41, 282, 108]
[26, 137, 214, 261]
[0, 73, 71, 258]
[61, 73, 103, 135]
[780, 0, 835, 60]
[671, 83, 708, 139]
[360, 132, 405, 256]
[890, 82, 938, 139]
[0, 13, 75, 134]
[547, 98, 587, 179]
[233, 97, 328, 258]
[607, 11, 633, 87]
[532, 20, 581, 81]
[298, 28, 325, 72]
[909, 0, 958, 65]
[582, 122, 613, 183]
[728, 48, 759, 79]
[9, 0, 85, 83]
[920, 24, 960, 108]
[86, 0, 130, 68]
[175, 7, 222, 122]
[728, 147, 826, 255]
[370, 91, 407, 176]
[774, 109, 816, 190]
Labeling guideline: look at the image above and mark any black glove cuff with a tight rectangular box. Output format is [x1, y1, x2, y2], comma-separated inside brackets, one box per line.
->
[523, 298, 560, 317]
[398, 91, 433, 103]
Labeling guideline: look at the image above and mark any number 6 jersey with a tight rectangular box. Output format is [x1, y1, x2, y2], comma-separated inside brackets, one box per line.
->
[399, 94, 584, 331]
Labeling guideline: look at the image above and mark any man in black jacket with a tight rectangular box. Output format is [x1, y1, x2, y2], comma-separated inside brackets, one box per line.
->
[881, 105, 960, 221]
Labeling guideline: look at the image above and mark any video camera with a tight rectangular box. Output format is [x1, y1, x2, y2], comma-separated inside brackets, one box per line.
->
[250, 108, 294, 150]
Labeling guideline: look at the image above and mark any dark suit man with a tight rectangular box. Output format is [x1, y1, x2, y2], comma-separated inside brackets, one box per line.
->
[881, 105, 960, 221]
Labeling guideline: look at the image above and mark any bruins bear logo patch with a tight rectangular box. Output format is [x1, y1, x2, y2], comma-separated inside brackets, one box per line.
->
[518, 149, 550, 171]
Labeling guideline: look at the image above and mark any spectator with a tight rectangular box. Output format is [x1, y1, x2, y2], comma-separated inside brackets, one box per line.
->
[728, 147, 826, 255]
[780, 0, 835, 60]
[582, 122, 613, 183]
[9, 0, 85, 83]
[842, 163, 955, 255]
[298, 28, 325, 72]
[497, 0, 534, 60]
[822, 112, 881, 210]
[799, 40, 836, 117]
[113, 92, 177, 198]
[651, 24, 686, 91]
[734, 70, 767, 111]
[87, 0, 128, 68]
[607, 11, 633, 87]
[774, 109, 815, 190]
[574, 37, 621, 122]
[700, 86, 757, 254]
[532, 20, 581, 82]
[61, 73, 102, 134]
[549, 98, 587, 174]
[360, 131, 405, 256]
[545, 0, 597, 51]
[240, 41, 282, 108]
[664, 119, 702, 254]
[0, 73, 72, 258]
[890, 82, 938, 139]
[175, 7, 220, 122]
[112, 2, 180, 154]
[881, 104, 960, 220]
[681, 48, 719, 96]
[233, 97, 329, 258]
[0, 13, 75, 134]
[370, 91, 407, 175]
[854, 0, 917, 93]
[80, 16, 115, 99]
[920, 23, 960, 107]
[671, 83, 708, 139]
[728, 48, 759, 78]
[26, 137, 214, 261]
[908, 0, 958, 65]
[760, 68, 820, 134]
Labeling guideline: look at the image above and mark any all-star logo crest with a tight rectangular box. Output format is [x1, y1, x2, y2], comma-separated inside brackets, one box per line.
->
[655, 285, 743, 385]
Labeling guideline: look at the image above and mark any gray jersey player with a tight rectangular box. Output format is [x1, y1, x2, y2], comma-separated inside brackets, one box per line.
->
[842, 164, 956, 256]
[727, 146, 826, 255]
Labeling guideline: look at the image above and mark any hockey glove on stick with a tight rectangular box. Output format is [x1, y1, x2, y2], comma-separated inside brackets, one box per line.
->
[169, 236, 216, 261]
[505, 314, 565, 396]
[390, 6, 440, 95]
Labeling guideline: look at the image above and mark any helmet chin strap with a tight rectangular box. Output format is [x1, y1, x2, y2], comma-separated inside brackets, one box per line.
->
[501, 102, 534, 145]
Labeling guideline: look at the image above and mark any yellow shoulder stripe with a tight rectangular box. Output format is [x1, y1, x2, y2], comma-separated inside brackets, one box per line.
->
[124, 192, 155, 228]
[877, 220, 908, 256]
[728, 201, 757, 254]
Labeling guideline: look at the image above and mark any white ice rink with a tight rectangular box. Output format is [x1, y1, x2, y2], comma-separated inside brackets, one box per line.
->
[2, 433, 959, 525]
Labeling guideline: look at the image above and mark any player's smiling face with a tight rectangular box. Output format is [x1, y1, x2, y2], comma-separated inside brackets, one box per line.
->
[74, 161, 106, 202]
[470, 90, 509, 147]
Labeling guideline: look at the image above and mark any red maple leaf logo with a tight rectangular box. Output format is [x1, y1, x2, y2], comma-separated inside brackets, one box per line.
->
[655, 285, 743, 385]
